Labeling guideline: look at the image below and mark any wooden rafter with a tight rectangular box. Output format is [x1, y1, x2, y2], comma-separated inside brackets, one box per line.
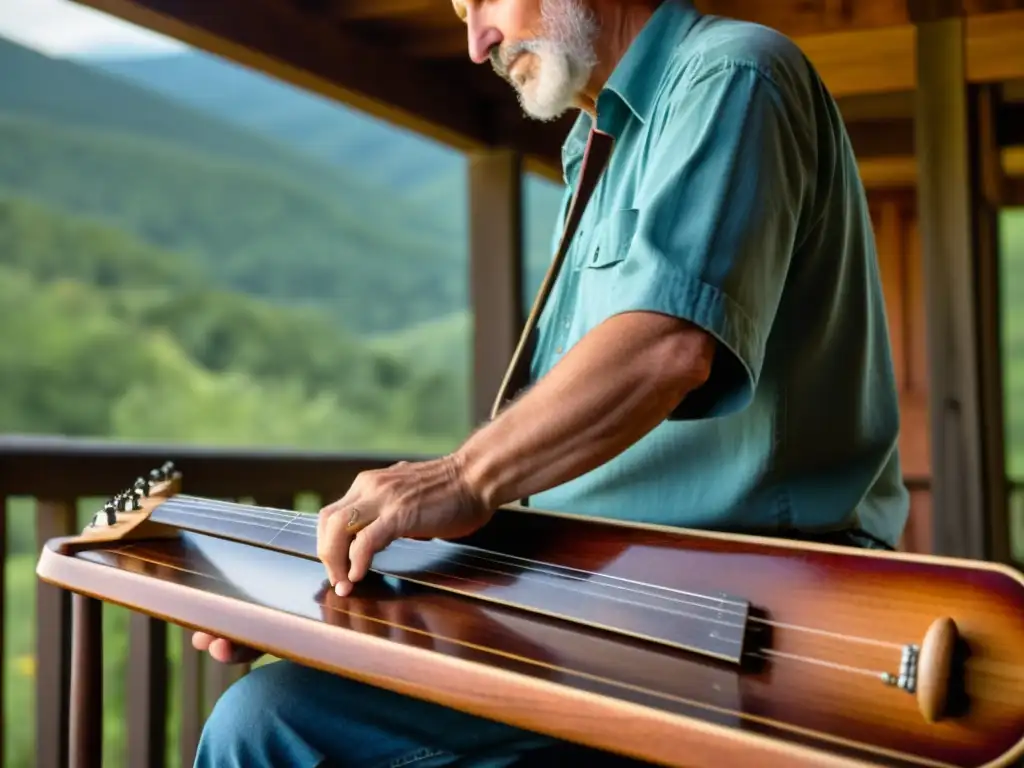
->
[330, 0, 436, 21]
[694, 0, 1024, 37]
[795, 9, 1024, 98]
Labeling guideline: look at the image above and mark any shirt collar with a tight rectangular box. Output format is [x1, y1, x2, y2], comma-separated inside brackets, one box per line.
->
[560, 0, 703, 177]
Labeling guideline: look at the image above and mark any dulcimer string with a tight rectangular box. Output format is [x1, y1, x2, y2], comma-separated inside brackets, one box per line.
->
[133, 494, 912, 677]
[171, 500, 750, 625]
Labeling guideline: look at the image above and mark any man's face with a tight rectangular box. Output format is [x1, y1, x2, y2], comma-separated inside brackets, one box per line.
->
[455, 0, 599, 121]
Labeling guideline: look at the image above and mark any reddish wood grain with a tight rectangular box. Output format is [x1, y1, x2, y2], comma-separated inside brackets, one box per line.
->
[37, 504, 1024, 768]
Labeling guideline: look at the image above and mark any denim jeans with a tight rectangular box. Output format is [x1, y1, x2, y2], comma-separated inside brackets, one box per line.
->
[193, 658, 636, 768]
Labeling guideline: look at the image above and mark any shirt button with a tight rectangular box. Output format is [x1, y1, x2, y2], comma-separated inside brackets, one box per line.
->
[556, 346, 563, 354]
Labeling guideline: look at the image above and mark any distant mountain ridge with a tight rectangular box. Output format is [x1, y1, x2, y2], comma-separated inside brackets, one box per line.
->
[77, 48, 465, 195]
[0, 112, 471, 333]
[0, 35, 478, 331]
[0, 33, 564, 333]
[2, 39, 342, 195]
[75, 48, 565, 283]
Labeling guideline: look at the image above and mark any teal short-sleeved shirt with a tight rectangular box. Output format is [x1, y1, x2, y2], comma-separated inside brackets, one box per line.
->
[528, 0, 909, 548]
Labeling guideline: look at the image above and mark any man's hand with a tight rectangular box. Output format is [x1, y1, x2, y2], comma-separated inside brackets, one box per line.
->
[192, 631, 262, 665]
[314, 312, 712, 597]
[317, 455, 492, 596]
[192, 314, 713, 663]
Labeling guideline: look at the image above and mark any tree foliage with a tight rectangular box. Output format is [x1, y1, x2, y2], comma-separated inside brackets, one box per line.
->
[0, 194, 470, 450]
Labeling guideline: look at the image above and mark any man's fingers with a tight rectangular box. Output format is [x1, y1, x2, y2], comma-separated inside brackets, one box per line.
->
[208, 637, 238, 664]
[316, 506, 340, 587]
[192, 632, 260, 665]
[319, 503, 380, 596]
[319, 489, 356, 518]
[348, 514, 398, 584]
[319, 513, 352, 594]
[317, 496, 363, 587]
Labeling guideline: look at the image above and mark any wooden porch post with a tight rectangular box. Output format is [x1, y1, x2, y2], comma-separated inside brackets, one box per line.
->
[468, 149, 524, 426]
[912, 9, 1009, 561]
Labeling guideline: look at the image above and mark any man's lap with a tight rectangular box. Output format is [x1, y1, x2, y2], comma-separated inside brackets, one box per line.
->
[194, 657, 648, 768]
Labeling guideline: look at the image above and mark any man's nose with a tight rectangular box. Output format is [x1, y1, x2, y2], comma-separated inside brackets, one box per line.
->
[466, 17, 502, 64]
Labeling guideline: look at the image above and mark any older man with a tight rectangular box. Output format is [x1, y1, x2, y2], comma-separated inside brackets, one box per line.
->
[192, 0, 908, 765]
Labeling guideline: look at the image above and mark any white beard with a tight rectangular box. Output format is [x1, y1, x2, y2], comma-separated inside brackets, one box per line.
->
[492, 0, 599, 121]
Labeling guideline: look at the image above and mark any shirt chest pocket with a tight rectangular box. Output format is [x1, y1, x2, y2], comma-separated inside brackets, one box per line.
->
[570, 207, 641, 332]
[580, 207, 639, 270]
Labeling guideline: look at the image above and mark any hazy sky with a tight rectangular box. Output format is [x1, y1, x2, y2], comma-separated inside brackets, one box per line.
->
[0, 0, 184, 55]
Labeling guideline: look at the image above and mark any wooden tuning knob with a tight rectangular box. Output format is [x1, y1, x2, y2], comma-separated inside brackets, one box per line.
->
[916, 616, 958, 723]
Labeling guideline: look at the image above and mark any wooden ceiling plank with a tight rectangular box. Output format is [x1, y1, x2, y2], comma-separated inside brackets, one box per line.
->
[70, 0, 488, 153]
[798, 25, 917, 97]
[695, 0, 909, 37]
[795, 9, 1024, 98]
[404, 28, 467, 58]
[331, 0, 436, 20]
[966, 10, 1024, 82]
[697, 0, 1024, 36]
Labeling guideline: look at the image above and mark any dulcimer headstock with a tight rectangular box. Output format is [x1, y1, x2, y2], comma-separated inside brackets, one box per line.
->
[70, 461, 183, 547]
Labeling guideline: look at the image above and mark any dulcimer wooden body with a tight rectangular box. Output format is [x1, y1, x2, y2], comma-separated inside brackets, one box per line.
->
[36, 464, 1024, 768]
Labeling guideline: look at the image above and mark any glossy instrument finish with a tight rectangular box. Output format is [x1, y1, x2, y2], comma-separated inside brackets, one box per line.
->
[36, 475, 1024, 768]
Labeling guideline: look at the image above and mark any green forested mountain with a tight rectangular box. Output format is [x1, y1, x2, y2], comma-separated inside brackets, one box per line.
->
[0, 32, 497, 467]
[0, 114, 465, 333]
[82, 49, 461, 194]
[0, 38, 353, 197]
[79, 47, 566, 289]
[0, 35, 565, 335]
[0, 192, 469, 449]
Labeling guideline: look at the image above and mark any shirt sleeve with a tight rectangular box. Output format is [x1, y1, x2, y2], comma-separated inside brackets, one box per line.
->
[612, 60, 809, 419]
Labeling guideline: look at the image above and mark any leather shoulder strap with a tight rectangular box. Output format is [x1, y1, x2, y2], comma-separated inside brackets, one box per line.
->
[489, 128, 615, 419]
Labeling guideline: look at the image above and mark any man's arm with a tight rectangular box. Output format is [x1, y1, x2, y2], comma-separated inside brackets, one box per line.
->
[455, 311, 714, 508]
[318, 56, 808, 594]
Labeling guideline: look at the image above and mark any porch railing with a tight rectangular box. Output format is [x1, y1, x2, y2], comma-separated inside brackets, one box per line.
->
[1, 434, 1022, 768]
[0, 434, 427, 768]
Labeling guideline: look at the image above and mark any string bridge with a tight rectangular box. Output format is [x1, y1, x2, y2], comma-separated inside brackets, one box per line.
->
[880, 643, 920, 694]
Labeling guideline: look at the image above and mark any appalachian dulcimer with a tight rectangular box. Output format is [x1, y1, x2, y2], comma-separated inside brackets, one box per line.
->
[36, 463, 1024, 768]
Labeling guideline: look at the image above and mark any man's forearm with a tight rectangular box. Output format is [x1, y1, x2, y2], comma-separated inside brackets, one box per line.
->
[454, 311, 715, 509]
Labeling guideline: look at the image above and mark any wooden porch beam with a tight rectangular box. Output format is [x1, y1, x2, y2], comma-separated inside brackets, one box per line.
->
[843, 100, 1024, 159]
[914, 15, 1009, 561]
[795, 9, 1024, 98]
[71, 0, 489, 153]
[468, 149, 524, 426]
[695, 0, 1024, 38]
[331, 0, 435, 21]
[858, 147, 1024, 202]
[971, 84, 1013, 566]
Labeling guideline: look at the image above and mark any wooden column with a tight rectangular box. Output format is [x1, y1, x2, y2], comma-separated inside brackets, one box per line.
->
[913, 12, 1008, 561]
[36, 500, 76, 768]
[127, 613, 168, 768]
[69, 594, 103, 768]
[468, 149, 524, 426]
[971, 84, 1011, 565]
